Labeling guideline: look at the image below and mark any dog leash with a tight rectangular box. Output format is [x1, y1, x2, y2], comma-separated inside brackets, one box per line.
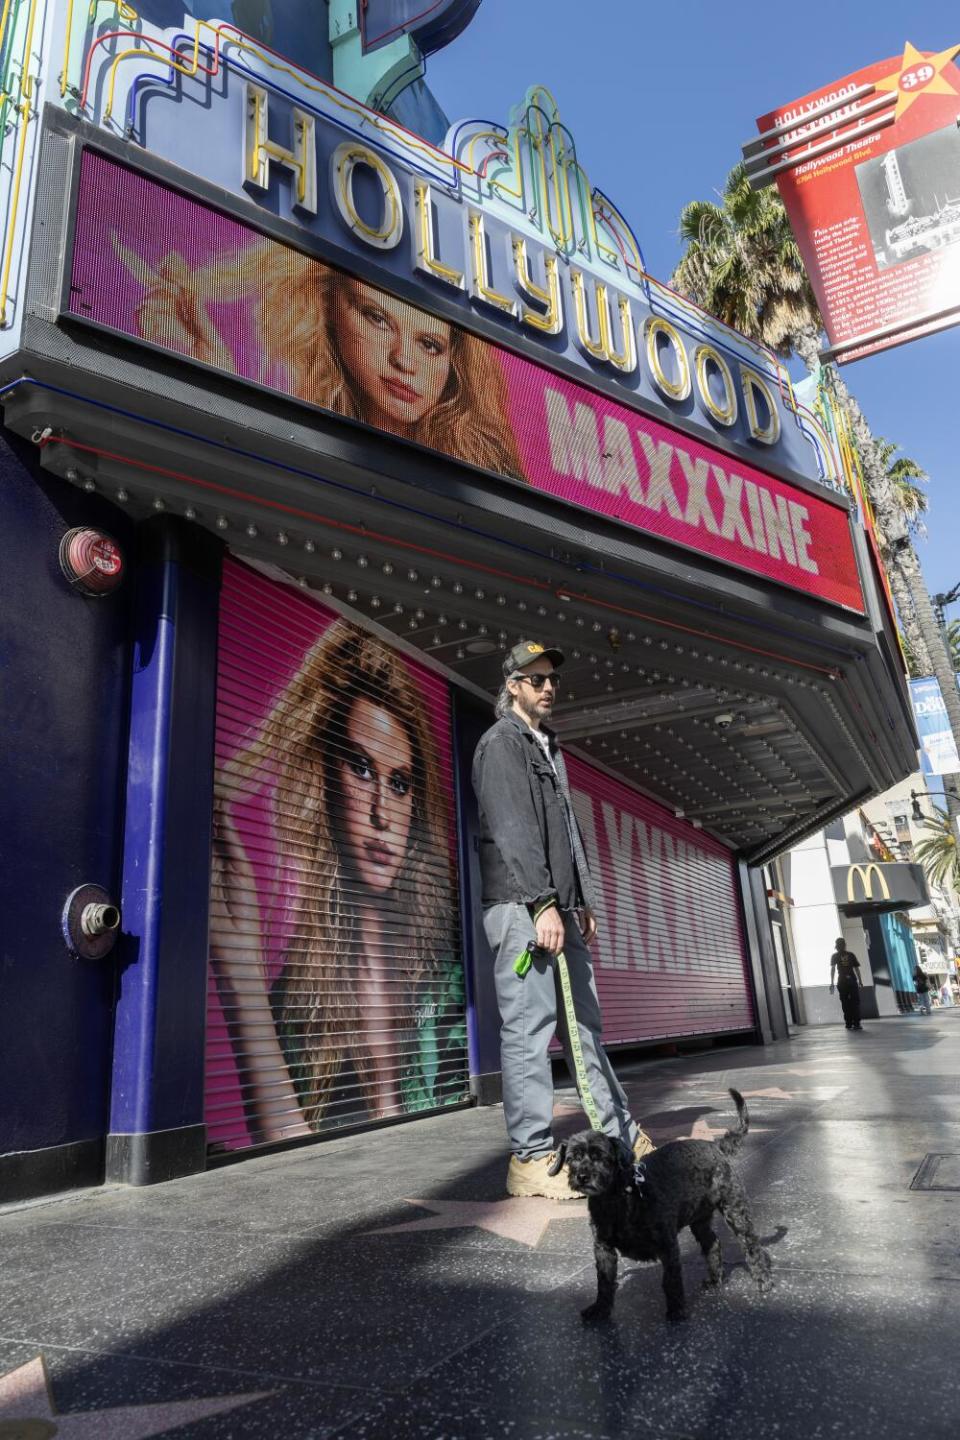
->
[514, 944, 603, 1132]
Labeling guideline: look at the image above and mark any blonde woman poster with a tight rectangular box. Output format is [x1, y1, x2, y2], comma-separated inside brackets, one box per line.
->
[207, 562, 466, 1147]
[87, 155, 524, 480]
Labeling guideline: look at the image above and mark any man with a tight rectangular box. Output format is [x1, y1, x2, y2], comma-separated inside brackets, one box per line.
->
[829, 937, 863, 1031]
[913, 963, 933, 1015]
[472, 640, 654, 1200]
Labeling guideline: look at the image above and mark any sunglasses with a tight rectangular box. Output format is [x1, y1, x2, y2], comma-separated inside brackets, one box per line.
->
[512, 672, 560, 692]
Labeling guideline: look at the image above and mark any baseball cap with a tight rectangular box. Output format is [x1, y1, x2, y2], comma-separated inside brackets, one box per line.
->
[502, 640, 565, 677]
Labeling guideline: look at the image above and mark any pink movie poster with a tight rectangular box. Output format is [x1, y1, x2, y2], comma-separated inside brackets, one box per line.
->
[564, 756, 753, 1044]
[206, 559, 467, 1151]
[68, 148, 864, 615]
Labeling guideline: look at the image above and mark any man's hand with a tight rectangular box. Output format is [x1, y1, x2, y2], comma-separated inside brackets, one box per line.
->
[535, 904, 565, 955]
[579, 907, 598, 944]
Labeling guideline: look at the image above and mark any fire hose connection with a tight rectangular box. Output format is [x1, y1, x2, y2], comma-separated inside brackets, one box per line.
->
[62, 885, 122, 960]
[80, 903, 121, 937]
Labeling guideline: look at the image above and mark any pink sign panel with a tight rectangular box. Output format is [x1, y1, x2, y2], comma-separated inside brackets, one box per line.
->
[565, 756, 754, 1043]
[67, 148, 863, 612]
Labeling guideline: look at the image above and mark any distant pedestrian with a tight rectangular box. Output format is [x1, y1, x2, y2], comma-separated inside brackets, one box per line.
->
[830, 938, 863, 1030]
[914, 964, 933, 1015]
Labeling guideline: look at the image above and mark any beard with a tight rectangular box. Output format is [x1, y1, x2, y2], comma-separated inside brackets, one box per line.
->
[513, 685, 551, 726]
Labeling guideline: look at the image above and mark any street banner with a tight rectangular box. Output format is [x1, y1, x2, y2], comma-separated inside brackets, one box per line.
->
[909, 676, 960, 775]
[754, 43, 960, 363]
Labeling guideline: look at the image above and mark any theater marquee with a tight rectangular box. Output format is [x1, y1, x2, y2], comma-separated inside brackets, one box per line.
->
[66, 147, 864, 612]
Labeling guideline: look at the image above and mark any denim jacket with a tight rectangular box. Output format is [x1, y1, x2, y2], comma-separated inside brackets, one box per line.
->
[471, 712, 595, 914]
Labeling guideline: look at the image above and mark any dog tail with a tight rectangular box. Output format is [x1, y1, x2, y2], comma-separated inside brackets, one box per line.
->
[716, 1088, 749, 1156]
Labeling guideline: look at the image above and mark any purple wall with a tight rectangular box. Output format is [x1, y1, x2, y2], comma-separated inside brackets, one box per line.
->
[0, 432, 133, 1195]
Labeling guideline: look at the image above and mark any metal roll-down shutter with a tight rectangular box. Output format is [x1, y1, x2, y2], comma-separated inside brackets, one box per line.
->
[566, 755, 753, 1044]
[205, 559, 468, 1152]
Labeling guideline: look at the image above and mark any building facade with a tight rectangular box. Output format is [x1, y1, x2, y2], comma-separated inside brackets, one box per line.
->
[0, 3, 919, 1200]
[773, 770, 960, 1023]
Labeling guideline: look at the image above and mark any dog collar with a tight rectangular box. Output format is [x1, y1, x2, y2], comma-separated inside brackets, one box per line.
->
[629, 1161, 647, 1192]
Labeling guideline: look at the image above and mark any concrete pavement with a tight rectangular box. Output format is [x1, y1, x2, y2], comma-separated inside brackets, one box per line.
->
[2, 1011, 959, 1438]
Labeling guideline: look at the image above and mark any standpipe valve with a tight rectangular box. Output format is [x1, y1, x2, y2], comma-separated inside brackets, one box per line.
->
[80, 903, 121, 937]
[62, 885, 122, 960]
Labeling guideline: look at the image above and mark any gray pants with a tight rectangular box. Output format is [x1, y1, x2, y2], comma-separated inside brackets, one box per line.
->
[483, 901, 638, 1159]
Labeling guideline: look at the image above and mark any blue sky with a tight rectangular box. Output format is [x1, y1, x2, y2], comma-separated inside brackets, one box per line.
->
[428, 1, 960, 607]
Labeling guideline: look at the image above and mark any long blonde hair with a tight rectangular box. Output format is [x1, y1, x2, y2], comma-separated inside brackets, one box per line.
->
[123, 234, 527, 481]
[218, 619, 454, 1126]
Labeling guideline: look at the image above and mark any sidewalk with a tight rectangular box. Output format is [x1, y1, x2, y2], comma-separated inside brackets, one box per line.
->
[2, 1012, 960, 1438]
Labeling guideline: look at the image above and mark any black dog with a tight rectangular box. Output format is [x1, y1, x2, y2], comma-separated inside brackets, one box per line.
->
[550, 1089, 772, 1323]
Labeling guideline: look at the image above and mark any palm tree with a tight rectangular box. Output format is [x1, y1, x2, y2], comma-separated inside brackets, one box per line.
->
[874, 440, 928, 536]
[867, 438, 932, 674]
[946, 619, 960, 674]
[672, 167, 960, 775]
[672, 164, 821, 368]
[915, 805, 960, 890]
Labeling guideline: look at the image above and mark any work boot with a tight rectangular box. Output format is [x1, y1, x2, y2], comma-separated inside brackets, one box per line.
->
[506, 1152, 577, 1200]
[633, 1128, 656, 1159]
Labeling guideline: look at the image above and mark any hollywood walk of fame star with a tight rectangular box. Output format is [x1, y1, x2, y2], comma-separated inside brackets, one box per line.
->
[738, 1087, 801, 1101]
[0, 1356, 266, 1438]
[762, 1065, 836, 1076]
[689, 1117, 771, 1142]
[369, 1196, 588, 1248]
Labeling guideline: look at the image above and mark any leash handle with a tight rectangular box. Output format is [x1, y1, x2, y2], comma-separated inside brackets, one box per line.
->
[513, 943, 603, 1132]
[555, 950, 603, 1132]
